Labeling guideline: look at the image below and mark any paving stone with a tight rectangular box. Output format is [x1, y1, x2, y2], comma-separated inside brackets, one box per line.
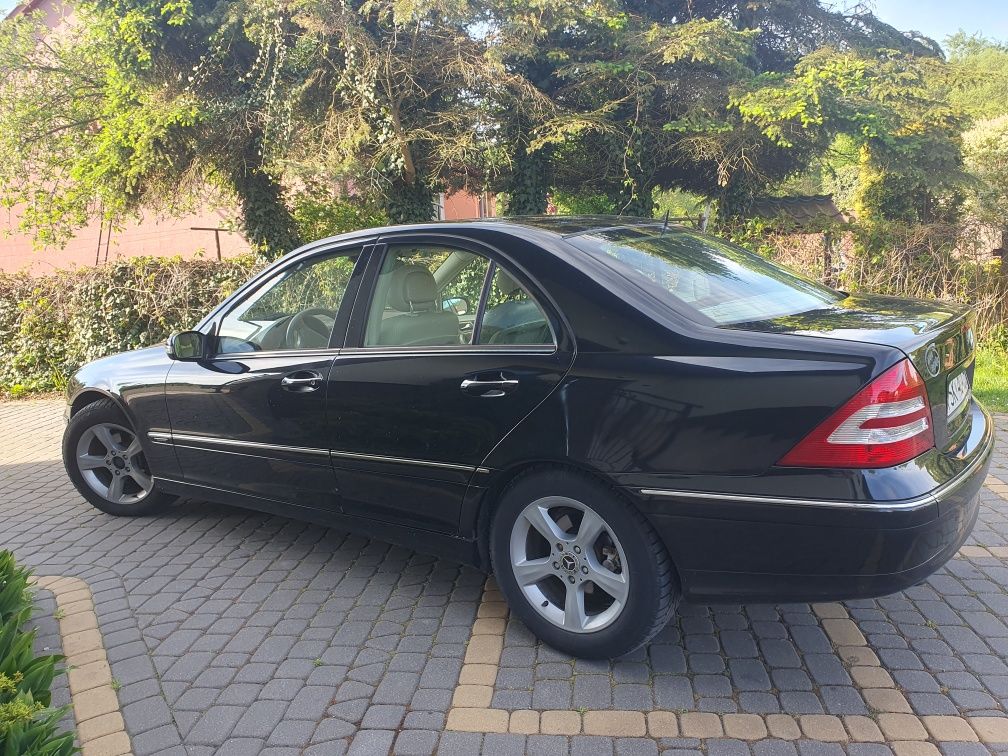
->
[571, 735, 615, 756]
[266, 720, 316, 747]
[12, 394, 1008, 756]
[527, 734, 569, 756]
[753, 740, 800, 756]
[613, 737, 659, 755]
[347, 729, 396, 755]
[393, 729, 439, 755]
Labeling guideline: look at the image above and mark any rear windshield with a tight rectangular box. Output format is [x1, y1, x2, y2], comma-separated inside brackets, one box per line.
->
[567, 226, 843, 325]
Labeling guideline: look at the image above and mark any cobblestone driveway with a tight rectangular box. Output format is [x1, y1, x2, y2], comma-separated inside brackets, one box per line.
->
[3, 398, 1008, 755]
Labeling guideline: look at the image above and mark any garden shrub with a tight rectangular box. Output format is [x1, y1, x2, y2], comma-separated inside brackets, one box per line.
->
[0, 550, 75, 755]
[741, 219, 1008, 349]
[0, 255, 261, 397]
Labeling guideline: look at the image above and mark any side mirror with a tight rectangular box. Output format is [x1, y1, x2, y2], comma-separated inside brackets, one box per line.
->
[443, 296, 470, 317]
[167, 330, 206, 361]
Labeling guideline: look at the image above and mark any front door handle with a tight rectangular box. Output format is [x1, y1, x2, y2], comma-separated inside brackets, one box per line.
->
[281, 370, 323, 392]
[460, 375, 519, 398]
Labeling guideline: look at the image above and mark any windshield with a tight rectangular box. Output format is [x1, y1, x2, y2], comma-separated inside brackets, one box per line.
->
[567, 226, 843, 325]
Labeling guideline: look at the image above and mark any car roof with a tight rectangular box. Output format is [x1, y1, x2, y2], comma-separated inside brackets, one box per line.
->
[298, 214, 672, 252]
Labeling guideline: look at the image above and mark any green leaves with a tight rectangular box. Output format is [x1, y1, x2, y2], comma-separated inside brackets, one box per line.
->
[731, 47, 966, 222]
[0, 256, 260, 396]
[0, 551, 76, 756]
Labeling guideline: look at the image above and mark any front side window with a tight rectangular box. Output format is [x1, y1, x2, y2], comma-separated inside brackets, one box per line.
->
[567, 227, 843, 326]
[216, 251, 360, 353]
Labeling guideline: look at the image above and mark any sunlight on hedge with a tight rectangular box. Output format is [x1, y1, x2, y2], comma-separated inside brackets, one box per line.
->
[0, 255, 262, 397]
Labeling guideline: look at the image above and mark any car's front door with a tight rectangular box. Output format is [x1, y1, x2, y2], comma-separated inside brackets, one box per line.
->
[327, 235, 574, 533]
[162, 242, 370, 510]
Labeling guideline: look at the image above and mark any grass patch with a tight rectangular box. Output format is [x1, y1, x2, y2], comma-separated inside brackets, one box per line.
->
[975, 347, 1008, 414]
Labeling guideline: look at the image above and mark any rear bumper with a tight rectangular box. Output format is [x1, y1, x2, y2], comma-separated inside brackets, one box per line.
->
[634, 401, 994, 603]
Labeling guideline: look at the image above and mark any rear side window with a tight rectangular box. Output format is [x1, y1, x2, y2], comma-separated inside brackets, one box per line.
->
[567, 227, 842, 325]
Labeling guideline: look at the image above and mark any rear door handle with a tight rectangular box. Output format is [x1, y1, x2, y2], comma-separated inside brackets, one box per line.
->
[281, 370, 323, 392]
[460, 376, 519, 398]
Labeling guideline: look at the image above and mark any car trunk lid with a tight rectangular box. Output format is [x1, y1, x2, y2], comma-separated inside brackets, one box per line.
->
[726, 293, 977, 450]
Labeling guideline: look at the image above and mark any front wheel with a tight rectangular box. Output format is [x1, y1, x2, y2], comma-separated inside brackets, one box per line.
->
[62, 399, 176, 516]
[490, 469, 679, 658]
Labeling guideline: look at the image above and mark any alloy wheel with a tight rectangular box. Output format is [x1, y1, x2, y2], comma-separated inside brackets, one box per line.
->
[74, 422, 153, 505]
[509, 496, 629, 633]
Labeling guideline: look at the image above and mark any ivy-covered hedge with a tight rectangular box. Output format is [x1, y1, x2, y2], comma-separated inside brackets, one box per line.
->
[0, 551, 75, 755]
[0, 256, 261, 397]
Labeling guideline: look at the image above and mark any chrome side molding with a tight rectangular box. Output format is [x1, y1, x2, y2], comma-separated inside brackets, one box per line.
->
[638, 487, 935, 512]
[640, 433, 993, 512]
[148, 431, 329, 458]
[148, 431, 490, 474]
[330, 449, 490, 474]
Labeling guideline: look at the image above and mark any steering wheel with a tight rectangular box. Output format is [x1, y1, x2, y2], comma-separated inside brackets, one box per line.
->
[285, 308, 337, 349]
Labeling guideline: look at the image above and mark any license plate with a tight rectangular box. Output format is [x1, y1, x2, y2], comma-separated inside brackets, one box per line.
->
[947, 370, 971, 420]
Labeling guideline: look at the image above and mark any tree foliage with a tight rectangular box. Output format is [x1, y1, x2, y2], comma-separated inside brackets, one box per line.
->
[963, 115, 1008, 232]
[946, 33, 1008, 121]
[0, 0, 308, 257]
[734, 47, 963, 222]
[0, 0, 984, 247]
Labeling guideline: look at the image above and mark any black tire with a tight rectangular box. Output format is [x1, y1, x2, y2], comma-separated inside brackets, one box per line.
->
[490, 468, 679, 658]
[62, 398, 176, 516]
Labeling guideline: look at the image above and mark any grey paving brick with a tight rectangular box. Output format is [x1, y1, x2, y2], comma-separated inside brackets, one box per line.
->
[614, 737, 659, 755]
[266, 720, 316, 748]
[437, 731, 484, 756]
[847, 746, 895, 756]
[288, 685, 338, 721]
[12, 393, 1008, 756]
[705, 739, 751, 756]
[393, 729, 439, 755]
[528, 734, 569, 756]
[132, 724, 182, 756]
[796, 742, 845, 756]
[482, 733, 527, 756]
[215, 738, 266, 755]
[532, 679, 573, 709]
[362, 704, 406, 729]
[730, 659, 772, 690]
[121, 695, 173, 734]
[753, 741, 799, 756]
[573, 673, 612, 708]
[403, 710, 445, 730]
[187, 705, 246, 745]
[346, 729, 393, 756]
[372, 671, 421, 705]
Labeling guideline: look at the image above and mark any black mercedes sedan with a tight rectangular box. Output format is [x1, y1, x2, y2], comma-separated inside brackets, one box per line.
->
[62, 216, 994, 658]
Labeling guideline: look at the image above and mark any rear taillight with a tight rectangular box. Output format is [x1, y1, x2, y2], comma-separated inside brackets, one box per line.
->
[778, 359, 934, 469]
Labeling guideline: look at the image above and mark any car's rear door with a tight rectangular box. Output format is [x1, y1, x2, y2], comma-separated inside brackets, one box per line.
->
[326, 233, 574, 533]
[162, 240, 372, 510]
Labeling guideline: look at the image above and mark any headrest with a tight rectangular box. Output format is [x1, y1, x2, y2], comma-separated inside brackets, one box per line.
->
[496, 268, 522, 296]
[387, 264, 438, 312]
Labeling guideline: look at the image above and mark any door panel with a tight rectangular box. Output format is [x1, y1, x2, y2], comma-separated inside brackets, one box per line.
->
[164, 354, 337, 508]
[162, 242, 371, 510]
[326, 235, 574, 533]
[327, 350, 570, 531]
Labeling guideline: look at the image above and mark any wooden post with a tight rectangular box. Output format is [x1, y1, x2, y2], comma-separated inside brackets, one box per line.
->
[823, 230, 833, 286]
[191, 227, 231, 261]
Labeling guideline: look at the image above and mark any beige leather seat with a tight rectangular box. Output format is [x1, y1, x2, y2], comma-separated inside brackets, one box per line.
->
[377, 265, 460, 346]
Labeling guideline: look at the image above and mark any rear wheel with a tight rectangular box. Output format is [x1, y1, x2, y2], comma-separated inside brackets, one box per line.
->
[62, 399, 175, 516]
[490, 469, 679, 658]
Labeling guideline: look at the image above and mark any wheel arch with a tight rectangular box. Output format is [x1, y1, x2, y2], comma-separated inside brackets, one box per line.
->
[471, 460, 684, 595]
[69, 388, 129, 420]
